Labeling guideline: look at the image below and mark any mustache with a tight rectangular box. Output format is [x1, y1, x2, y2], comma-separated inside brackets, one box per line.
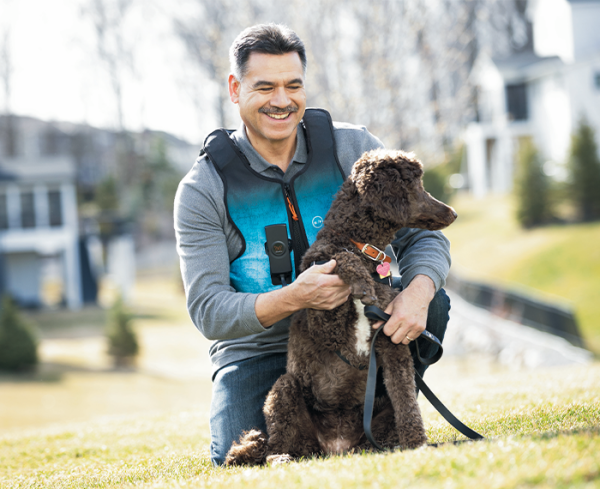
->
[259, 106, 299, 115]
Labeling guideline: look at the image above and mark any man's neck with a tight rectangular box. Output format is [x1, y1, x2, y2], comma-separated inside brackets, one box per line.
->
[245, 127, 298, 173]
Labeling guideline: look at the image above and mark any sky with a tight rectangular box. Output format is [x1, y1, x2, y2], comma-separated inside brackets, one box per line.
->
[0, 0, 217, 144]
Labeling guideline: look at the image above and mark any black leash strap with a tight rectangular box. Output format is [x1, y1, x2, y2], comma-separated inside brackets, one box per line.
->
[414, 371, 484, 441]
[362, 306, 484, 450]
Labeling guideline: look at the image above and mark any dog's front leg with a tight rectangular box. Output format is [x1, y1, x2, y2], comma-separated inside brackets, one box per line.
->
[378, 340, 428, 449]
[263, 373, 321, 461]
[332, 252, 377, 305]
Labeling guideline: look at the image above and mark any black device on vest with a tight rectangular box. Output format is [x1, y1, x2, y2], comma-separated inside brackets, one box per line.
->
[264, 224, 293, 286]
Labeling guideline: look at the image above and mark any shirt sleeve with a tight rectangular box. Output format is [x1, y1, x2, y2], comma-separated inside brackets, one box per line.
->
[333, 122, 385, 176]
[391, 228, 451, 292]
[174, 157, 267, 341]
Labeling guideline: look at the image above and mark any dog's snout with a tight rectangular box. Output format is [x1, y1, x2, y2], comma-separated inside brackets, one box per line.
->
[452, 209, 458, 219]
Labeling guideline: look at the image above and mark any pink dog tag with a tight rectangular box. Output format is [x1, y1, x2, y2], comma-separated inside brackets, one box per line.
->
[376, 262, 390, 277]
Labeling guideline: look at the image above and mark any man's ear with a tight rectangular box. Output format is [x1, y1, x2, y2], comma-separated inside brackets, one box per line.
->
[228, 74, 241, 104]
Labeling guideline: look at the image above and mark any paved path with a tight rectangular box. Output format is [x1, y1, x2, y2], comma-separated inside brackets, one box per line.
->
[444, 290, 593, 368]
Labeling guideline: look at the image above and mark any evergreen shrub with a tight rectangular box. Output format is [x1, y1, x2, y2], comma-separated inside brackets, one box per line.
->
[514, 139, 553, 228]
[568, 119, 600, 221]
[0, 296, 38, 372]
[105, 295, 138, 368]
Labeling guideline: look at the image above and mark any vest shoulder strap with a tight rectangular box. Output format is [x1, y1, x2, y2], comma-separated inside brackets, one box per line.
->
[302, 108, 345, 178]
[303, 108, 334, 152]
[199, 129, 235, 164]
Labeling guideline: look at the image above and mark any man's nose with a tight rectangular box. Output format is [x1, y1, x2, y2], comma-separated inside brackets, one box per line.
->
[271, 87, 291, 108]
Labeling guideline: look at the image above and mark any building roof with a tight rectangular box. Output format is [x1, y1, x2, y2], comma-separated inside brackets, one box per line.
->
[492, 51, 564, 84]
[0, 156, 75, 184]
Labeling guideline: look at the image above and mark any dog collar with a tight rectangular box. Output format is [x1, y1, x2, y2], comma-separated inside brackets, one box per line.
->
[349, 239, 392, 264]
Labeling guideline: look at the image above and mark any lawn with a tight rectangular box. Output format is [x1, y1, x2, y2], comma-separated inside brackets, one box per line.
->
[1, 359, 598, 488]
[0, 271, 213, 433]
[1, 234, 599, 488]
[443, 193, 600, 354]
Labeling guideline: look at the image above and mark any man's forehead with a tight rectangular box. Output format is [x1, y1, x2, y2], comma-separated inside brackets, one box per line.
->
[244, 51, 305, 79]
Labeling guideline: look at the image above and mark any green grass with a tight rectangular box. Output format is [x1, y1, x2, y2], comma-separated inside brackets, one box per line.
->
[2, 360, 599, 488]
[444, 194, 600, 353]
[2, 235, 599, 488]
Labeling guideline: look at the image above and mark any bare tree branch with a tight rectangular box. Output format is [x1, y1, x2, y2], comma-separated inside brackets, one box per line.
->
[171, 0, 529, 160]
[0, 26, 17, 156]
[83, 0, 136, 131]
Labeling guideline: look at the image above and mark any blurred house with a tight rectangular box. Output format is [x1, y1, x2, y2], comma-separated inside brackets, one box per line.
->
[464, 0, 600, 197]
[0, 155, 82, 309]
[0, 115, 197, 309]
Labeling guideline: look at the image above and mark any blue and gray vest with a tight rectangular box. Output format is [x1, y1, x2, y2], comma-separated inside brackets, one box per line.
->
[202, 108, 345, 294]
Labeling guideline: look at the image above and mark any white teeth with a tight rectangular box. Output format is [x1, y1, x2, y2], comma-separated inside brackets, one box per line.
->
[267, 113, 289, 119]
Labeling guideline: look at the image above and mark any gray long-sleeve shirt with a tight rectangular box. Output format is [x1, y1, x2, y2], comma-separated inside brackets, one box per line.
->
[174, 119, 451, 376]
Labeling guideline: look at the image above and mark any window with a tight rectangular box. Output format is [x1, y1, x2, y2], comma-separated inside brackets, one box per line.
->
[48, 190, 63, 227]
[0, 193, 7, 230]
[20, 191, 35, 228]
[505, 83, 528, 121]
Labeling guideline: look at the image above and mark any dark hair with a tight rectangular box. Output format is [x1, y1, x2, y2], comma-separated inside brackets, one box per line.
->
[229, 24, 307, 80]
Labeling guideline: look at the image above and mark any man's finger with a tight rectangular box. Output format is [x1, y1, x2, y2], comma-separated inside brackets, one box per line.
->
[372, 304, 395, 329]
[313, 259, 336, 273]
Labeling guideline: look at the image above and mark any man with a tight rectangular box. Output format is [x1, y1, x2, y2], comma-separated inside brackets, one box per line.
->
[174, 24, 451, 466]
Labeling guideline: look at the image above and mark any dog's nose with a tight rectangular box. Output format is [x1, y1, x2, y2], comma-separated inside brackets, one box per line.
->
[451, 209, 458, 218]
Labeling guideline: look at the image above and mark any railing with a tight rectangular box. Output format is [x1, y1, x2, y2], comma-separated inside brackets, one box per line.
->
[446, 273, 585, 348]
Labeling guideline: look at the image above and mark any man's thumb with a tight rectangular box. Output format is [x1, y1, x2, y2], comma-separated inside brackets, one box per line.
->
[316, 259, 336, 273]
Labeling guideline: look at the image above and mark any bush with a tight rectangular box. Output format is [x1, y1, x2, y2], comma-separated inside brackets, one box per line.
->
[568, 119, 600, 221]
[0, 296, 38, 372]
[423, 144, 465, 203]
[423, 167, 451, 203]
[105, 296, 139, 368]
[514, 139, 553, 228]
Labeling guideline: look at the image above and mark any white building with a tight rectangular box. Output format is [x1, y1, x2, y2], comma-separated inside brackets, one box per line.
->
[0, 156, 82, 309]
[464, 0, 600, 197]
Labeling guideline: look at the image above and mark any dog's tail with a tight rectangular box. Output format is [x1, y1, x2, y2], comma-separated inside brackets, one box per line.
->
[224, 429, 269, 466]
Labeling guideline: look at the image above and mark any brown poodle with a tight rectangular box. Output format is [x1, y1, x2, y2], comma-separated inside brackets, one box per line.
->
[225, 149, 457, 465]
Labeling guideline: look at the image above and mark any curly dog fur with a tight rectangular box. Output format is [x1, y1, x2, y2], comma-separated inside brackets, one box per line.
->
[225, 149, 457, 465]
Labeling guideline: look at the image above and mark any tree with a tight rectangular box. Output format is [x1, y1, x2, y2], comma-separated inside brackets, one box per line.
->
[172, 0, 529, 162]
[0, 296, 38, 372]
[568, 119, 600, 221]
[105, 295, 138, 368]
[172, 0, 274, 129]
[0, 26, 18, 157]
[514, 139, 553, 228]
[82, 0, 142, 204]
[83, 0, 136, 132]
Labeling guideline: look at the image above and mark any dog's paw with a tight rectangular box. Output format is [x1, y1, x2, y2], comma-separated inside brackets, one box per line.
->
[224, 429, 269, 466]
[266, 453, 293, 465]
[351, 283, 377, 304]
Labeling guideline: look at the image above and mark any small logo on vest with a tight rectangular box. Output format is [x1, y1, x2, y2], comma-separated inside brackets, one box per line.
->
[312, 216, 324, 229]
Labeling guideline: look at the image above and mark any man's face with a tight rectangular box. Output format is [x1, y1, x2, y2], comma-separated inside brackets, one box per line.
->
[229, 52, 306, 148]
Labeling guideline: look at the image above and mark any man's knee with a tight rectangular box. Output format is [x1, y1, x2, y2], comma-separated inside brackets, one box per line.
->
[412, 288, 450, 379]
[208, 353, 287, 466]
[426, 288, 450, 341]
[391, 277, 450, 340]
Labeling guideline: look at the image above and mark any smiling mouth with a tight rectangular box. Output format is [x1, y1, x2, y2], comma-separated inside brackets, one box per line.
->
[264, 112, 291, 120]
[260, 106, 298, 121]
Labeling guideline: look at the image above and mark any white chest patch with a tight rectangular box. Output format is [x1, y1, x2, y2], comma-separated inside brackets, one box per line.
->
[353, 299, 372, 356]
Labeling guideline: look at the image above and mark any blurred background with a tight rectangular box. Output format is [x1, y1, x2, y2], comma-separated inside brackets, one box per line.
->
[0, 0, 599, 433]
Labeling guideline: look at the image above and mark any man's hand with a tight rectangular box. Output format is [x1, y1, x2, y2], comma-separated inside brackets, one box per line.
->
[256, 260, 350, 327]
[372, 274, 435, 345]
[290, 259, 351, 309]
